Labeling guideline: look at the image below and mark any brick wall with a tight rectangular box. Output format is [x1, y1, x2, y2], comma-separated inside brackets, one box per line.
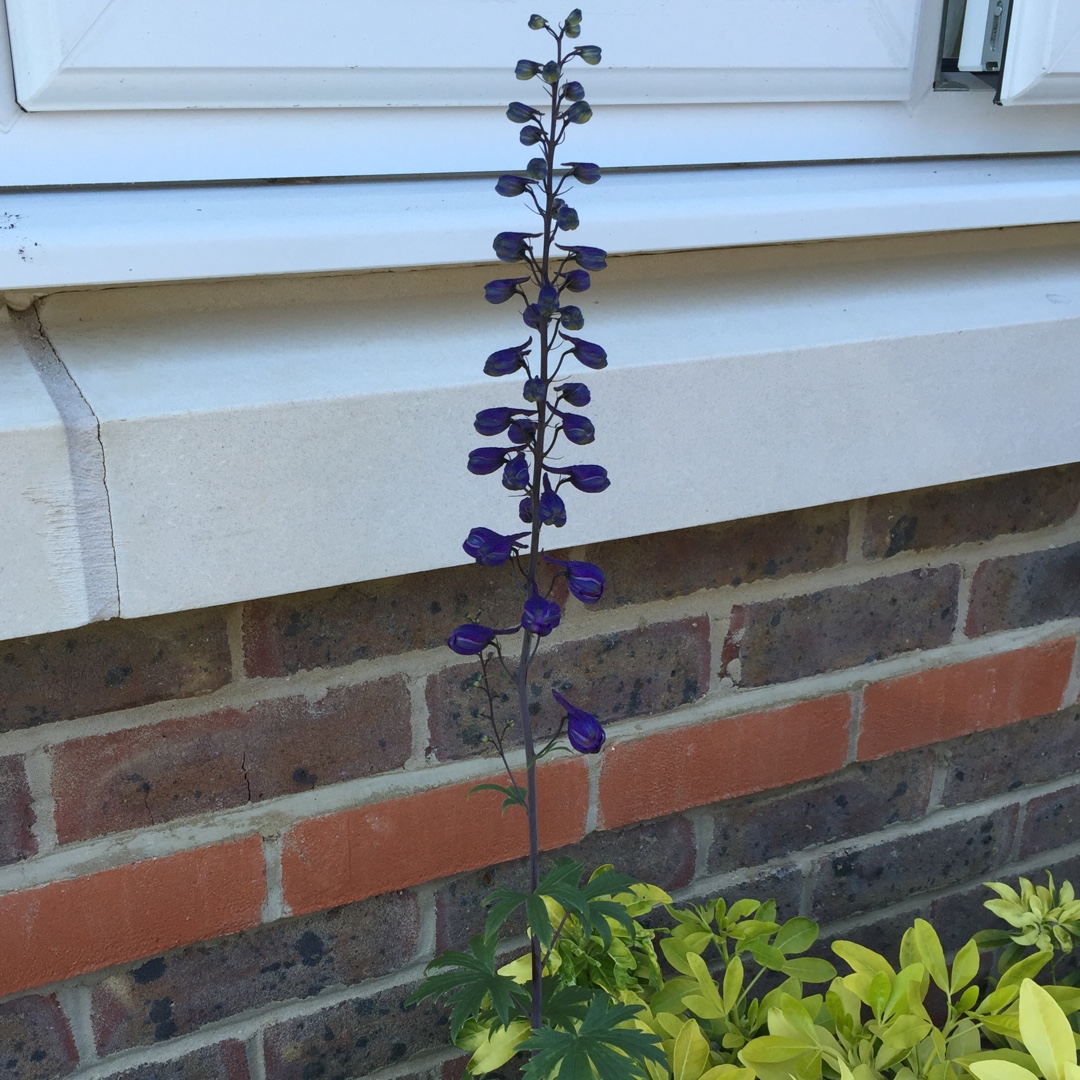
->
[3, 463, 1080, 1080]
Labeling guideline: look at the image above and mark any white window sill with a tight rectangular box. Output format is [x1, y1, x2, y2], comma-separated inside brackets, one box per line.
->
[4, 223, 1080, 640]
[3, 155, 1080, 293]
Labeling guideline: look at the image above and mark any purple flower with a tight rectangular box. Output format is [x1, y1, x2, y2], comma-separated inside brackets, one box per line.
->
[537, 283, 560, 316]
[560, 412, 594, 445]
[518, 496, 533, 524]
[508, 418, 537, 444]
[448, 623, 498, 655]
[522, 589, 561, 636]
[540, 60, 561, 85]
[562, 335, 606, 369]
[526, 157, 548, 180]
[560, 306, 584, 331]
[552, 690, 605, 753]
[463, 527, 527, 566]
[545, 556, 605, 603]
[506, 101, 540, 123]
[484, 277, 529, 304]
[559, 382, 590, 407]
[485, 341, 531, 377]
[522, 304, 544, 330]
[562, 82, 585, 102]
[548, 464, 610, 492]
[557, 244, 607, 271]
[519, 125, 544, 146]
[556, 205, 580, 231]
[562, 269, 590, 293]
[474, 407, 530, 436]
[562, 161, 601, 184]
[523, 377, 546, 402]
[516, 60, 540, 80]
[539, 475, 566, 526]
[468, 447, 509, 475]
[493, 232, 539, 263]
[495, 175, 531, 198]
[564, 101, 592, 124]
[502, 453, 530, 490]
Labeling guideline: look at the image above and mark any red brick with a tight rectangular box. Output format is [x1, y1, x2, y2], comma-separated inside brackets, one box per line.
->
[53, 677, 411, 843]
[281, 757, 589, 915]
[0, 838, 265, 997]
[0, 755, 36, 865]
[858, 639, 1074, 760]
[598, 695, 851, 830]
[0, 609, 231, 733]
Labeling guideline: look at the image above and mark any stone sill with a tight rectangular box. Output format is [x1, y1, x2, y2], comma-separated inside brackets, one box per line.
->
[3, 223, 1080, 639]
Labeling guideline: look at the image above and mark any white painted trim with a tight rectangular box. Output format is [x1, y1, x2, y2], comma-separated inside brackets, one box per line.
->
[3, 155, 1080, 292]
[0, 225, 1075, 638]
[1000, 0, 1080, 105]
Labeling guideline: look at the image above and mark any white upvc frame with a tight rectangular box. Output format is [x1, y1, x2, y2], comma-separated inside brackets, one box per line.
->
[999, 0, 1080, 104]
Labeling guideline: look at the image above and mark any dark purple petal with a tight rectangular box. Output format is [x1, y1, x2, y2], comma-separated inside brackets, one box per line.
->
[562, 82, 585, 102]
[556, 244, 607, 271]
[493, 232, 539, 263]
[508, 418, 537, 444]
[519, 125, 544, 146]
[538, 475, 567, 527]
[502, 453, 530, 491]
[564, 101, 592, 124]
[526, 157, 548, 180]
[562, 269, 591, 293]
[468, 446, 509, 475]
[545, 556, 605, 603]
[562, 335, 607, 369]
[537, 283, 560, 316]
[559, 382, 590, 407]
[495, 175, 531, 198]
[518, 496, 533, 524]
[556, 205, 580, 231]
[523, 376, 547, 403]
[562, 161, 601, 184]
[560, 306, 584, 331]
[548, 464, 610, 492]
[522, 589, 561, 636]
[522, 304, 544, 329]
[463, 527, 528, 566]
[448, 623, 498, 655]
[552, 690, 605, 753]
[485, 341, 531, 377]
[507, 101, 540, 122]
[561, 412, 594, 445]
[474, 407, 529, 436]
[484, 277, 529, 304]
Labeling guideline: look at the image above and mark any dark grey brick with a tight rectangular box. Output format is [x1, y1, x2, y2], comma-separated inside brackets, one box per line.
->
[967, 542, 1080, 636]
[722, 568, 960, 687]
[706, 751, 935, 873]
[809, 808, 1017, 923]
[1020, 784, 1080, 859]
[96, 1041, 249, 1080]
[0, 995, 78, 1080]
[92, 892, 420, 1053]
[940, 706, 1080, 807]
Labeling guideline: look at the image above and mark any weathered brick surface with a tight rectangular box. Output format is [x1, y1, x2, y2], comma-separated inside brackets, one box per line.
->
[1019, 784, 1080, 859]
[600, 696, 851, 830]
[0, 755, 35, 865]
[435, 815, 696, 951]
[705, 750, 935, 874]
[96, 1040, 249, 1080]
[859, 640, 1074, 760]
[581, 505, 850, 608]
[0, 609, 231, 733]
[940, 705, 1080, 807]
[863, 465, 1080, 559]
[243, 561, 561, 677]
[678, 864, 806, 925]
[722, 568, 960, 687]
[0, 995, 78, 1080]
[53, 676, 411, 843]
[967, 542, 1080, 636]
[928, 882, 1014, 955]
[92, 891, 420, 1054]
[262, 983, 445, 1080]
[809, 808, 1017, 923]
[0, 839, 265, 998]
[282, 758, 588, 916]
[426, 618, 710, 762]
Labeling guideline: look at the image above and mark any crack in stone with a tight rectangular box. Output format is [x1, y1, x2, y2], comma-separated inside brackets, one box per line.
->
[8, 303, 121, 621]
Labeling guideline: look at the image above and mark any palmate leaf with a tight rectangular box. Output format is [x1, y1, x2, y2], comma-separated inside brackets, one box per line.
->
[520, 995, 666, 1080]
[537, 859, 640, 944]
[405, 934, 529, 1040]
[485, 886, 532, 939]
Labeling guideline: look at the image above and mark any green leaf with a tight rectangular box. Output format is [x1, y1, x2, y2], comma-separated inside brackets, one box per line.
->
[774, 917, 820, 956]
[672, 1018, 711, 1080]
[911, 919, 949, 994]
[747, 939, 787, 971]
[724, 954, 745, 1013]
[833, 939, 896, 978]
[781, 957, 837, 984]
[1019, 979, 1077, 1080]
[468, 782, 528, 812]
[998, 951, 1052, 990]
[465, 1017, 532, 1074]
[519, 996, 665, 1080]
[407, 934, 529, 1040]
[950, 938, 981, 996]
[485, 887, 530, 940]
